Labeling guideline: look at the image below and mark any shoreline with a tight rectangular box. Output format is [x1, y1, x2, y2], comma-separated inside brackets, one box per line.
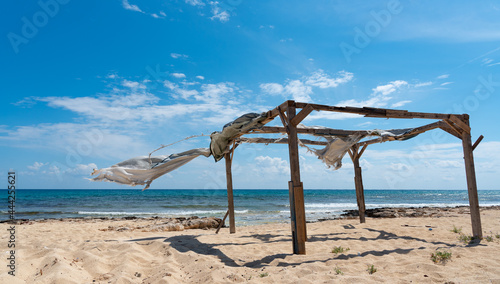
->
[3, 205, 499, 226]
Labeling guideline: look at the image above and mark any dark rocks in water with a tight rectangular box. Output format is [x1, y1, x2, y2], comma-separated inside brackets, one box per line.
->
[339, 205, 500, 219]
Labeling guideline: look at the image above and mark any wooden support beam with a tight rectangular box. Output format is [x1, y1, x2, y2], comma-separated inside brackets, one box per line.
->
[347, 148, 354, 161]
[472, 135, 484, 151]
[290, 104, 314, 126]
[349, 145, 366, 223]
[293, 101, 462, 120]
[237, 137, 328, 146]
[444, 120, 465, 139]
[277, 108, 289, 133]
[438, 124, 462, 140]
[224, 151, 236, 234]
[461, 122, 482, 238]
[450, 115, 471, 134]
[358, 144, 368, 159]
[286, 104, 307, 254]
[257, 126, 370, 136]
[215, 210, 229, 234]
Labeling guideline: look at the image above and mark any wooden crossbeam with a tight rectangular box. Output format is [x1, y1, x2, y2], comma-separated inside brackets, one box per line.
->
[444, 119, 463, 136]
[237, 137, 328, 146]
[449, 115, 471, 134]
[255, 126, 370, 136]
[293, 101, 463, 120]
[290, 104, 314, 126]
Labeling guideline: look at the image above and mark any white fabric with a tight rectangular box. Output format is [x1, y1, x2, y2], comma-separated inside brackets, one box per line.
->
[91, 148, 211, 190]
[301, 135, 365, 170]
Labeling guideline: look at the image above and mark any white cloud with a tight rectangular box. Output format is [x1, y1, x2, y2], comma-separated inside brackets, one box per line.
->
[482, 58, 494, 65]
[440, 82, 453, 86]
[255, 156, 289, 174]
[260, 83, 284, 95]
[390, 100, 412, 108]
[28, 162, 48, 170]
[171, 53, 188, 59]
[175, 89, 200, 100]
[414, 81, 432, 88]
[171, 73, 186, 79]
[437, 74, 449, 79]
[196, 75, 205, 80]
[259, 69, 352, 102]
[304, 70, 354, 89]
[372, 80, 408, 96]
[122, 79, 146, 89]
[65, 163, 99, 175]
[285, 80, 313, 102]
[210, 3, 230, 22]
[198, 82, 235, 103]
[151, 13, 164, 19]
[163, 80, 177, 90]
[434, 160, 462, 168]
[185, 0, 205, 6]
[122, 0, 143, 13]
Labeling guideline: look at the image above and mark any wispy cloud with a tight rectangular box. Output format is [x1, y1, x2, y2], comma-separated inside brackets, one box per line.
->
[28, 162, 48, 170]
[171, 53, 189, 59]
[305, 70, 354, 89]
[171, 73, 187, 79]
[414, 81, 432, 88]
[210, 2, 230, 22]
[122, 0, 143, 13]
[260, 69, 354, 102]
[260, 83, 284, 95]
[390, 100, 412, 108]
[440, 82, 453, 86]
[437, 74, 449, 79]
[185, 0, 205, 6]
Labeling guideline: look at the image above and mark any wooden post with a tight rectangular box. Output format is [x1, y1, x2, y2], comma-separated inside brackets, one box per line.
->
[286, 102, 307, 254]
[461, 119, 482, 238]
[224, 152, 236, 234]
[349, 145, 366, 224]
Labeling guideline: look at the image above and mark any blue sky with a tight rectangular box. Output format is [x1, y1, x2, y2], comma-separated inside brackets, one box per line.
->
[1, 0, 500, 190]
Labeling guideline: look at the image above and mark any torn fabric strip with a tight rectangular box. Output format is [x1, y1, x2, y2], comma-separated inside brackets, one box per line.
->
[90, 148, 211, 190]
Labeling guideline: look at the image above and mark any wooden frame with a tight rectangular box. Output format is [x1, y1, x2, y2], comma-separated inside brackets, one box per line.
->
[223, 100, 483, 254]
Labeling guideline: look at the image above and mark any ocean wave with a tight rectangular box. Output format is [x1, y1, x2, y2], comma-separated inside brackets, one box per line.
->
[77, 209, 249, 216]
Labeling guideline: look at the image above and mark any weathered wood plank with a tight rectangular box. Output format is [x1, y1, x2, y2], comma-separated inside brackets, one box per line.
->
[450, 115, 471, 134]
[444, 119, 463, 137]
[349, 145, 366, 224]
[286, 104, 306, 254]
[293, 101, 460, 120]
[472, 135, 484, 151]
[461, 125, 482, 238]
[258, 126, 370, 136]
[215, 210, 229, 234]
[290, 104, 314, 126]
[224, 152, 236, 234]
[358, 144, 368, 159]
[237, 137, 328, 146]
[438, 124, 462, 140]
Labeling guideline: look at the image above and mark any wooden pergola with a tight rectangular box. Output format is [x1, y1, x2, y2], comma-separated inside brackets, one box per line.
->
[220, 100, 483, 255]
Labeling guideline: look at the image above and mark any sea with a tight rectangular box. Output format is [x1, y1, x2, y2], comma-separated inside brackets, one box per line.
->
[3, 189, 500, 226]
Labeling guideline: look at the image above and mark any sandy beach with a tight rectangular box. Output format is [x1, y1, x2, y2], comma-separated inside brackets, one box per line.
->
[2, 207, 500, 284]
